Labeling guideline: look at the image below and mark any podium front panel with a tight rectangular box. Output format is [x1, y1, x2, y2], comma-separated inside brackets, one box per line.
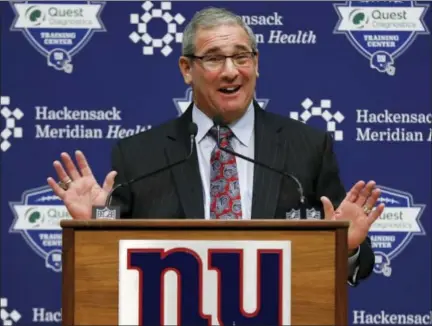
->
[64, 225, 342, 326]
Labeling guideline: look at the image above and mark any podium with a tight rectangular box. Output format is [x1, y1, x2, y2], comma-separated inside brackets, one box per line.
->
[61, 219, 349, 325]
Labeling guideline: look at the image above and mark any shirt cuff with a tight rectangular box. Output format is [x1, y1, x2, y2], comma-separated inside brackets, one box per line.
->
[347, 246, 360, 286]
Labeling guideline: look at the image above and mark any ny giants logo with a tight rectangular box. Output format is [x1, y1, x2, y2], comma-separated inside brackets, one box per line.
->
[119, 240, 291, 326]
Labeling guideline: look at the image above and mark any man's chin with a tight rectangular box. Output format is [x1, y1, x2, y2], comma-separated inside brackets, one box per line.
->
[217, 104, 249, 123]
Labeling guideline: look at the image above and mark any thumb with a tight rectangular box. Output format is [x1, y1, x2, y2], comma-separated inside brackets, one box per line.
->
[102, 170, 117, 193]
[320, 196, 335, 220]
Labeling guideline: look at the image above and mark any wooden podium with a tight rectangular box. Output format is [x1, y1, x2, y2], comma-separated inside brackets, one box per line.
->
[61, 219, 349, 326]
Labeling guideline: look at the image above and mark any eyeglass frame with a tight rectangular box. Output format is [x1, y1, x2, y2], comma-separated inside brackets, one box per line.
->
[184, 51, 257, 70]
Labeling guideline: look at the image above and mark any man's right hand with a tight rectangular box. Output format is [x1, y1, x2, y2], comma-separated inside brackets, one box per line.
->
[47, 150, 117, 220]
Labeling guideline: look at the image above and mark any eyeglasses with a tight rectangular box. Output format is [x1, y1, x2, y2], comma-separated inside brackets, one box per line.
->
[186, 51, 257, 71]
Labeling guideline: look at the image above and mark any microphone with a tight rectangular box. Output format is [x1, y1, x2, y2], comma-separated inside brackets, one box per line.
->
[212, 116, 307, 214]
[91, 122, 198, 219]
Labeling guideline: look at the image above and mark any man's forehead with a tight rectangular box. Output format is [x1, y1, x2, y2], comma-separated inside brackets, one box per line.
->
[194, 25, 251, 53]
[200, 44, 251, 54]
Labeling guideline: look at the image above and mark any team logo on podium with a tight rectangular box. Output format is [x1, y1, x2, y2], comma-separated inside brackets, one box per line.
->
[368, 186, 426, 277]
[9, 185, 72, 272]
[10, 1, 106, 73]
[334, 1, 429, 75]
[118, 240, 291, 325]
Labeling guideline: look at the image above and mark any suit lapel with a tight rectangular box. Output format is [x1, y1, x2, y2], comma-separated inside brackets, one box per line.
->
[251, 102, 287, 219]
[165, 104, 204, 219]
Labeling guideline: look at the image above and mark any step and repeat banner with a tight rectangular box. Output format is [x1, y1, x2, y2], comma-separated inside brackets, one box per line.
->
[1, 0, 431, 325]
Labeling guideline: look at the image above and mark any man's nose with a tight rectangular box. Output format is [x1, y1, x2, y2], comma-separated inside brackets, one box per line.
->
[220, 58, 239, 78]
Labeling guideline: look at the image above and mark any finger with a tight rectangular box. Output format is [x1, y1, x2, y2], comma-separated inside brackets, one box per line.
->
[53, 160, 71, 183]
[364, 188, 381, 210]
[102, 171, 117, 193]
[367, 203, 385, 225]
[60, 152, 81, 180]
[47, 177, 66, 199]
[320, 196, 335, 220]
[345, 181, 365, 202]
[355, 180, 376, 206]
[75, 150, 93, 177]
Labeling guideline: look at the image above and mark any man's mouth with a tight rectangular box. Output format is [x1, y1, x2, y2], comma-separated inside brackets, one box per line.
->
[218, 86, 241, 94]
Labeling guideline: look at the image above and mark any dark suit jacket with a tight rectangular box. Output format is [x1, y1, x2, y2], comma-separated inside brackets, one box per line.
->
[111, 100, 375, 284]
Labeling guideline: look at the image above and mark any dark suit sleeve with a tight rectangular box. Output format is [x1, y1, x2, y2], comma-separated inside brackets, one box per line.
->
[315, 132, 375, 285]
[111, 141, 133, 218]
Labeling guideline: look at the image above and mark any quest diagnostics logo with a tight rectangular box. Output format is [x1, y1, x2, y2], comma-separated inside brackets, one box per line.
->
[349, 9, 370, 29]
[9, 186, 72, 272]
[24, 6, 47, 26]
[334, 1, 429, 75]
[10, 1, 106, 73]
[369, 186, 426, 277]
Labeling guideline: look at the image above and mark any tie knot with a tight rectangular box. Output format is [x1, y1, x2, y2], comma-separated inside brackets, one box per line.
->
[209, 126, 234, 143]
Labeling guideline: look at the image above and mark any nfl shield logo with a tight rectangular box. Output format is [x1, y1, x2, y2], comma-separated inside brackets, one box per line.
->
[118, 240, 291, 325]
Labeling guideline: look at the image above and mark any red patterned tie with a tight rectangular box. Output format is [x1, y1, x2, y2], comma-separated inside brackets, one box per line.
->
[209, 126, 242, 219]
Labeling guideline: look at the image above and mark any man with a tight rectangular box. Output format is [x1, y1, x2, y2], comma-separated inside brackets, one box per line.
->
[47, 7, 384, 286]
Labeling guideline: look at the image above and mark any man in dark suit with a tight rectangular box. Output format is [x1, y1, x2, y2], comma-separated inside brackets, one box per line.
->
[47, 7, 384, 286]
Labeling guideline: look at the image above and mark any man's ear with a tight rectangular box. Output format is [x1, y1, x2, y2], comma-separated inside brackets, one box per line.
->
[179, 56, 192, 85]
[254, 51, 260, 77]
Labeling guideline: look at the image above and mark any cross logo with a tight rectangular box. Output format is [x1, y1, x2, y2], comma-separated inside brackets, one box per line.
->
[129, 1, 185, 57]
[1, 96, 24, 152]
[1, 298, 21, 325]
[289, 98, 345, 141]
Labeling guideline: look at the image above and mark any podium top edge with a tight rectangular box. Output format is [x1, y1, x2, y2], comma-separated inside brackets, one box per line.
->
[60, 219, 349, 230]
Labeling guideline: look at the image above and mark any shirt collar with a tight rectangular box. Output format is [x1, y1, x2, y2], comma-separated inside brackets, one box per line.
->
[192, 101, 255, 146]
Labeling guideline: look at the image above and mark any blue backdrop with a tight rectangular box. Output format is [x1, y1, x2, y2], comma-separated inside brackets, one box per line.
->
[1, 1, 431, 325]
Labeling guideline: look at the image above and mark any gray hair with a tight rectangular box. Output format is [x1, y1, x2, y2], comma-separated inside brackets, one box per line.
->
[181, 7, 257, 56]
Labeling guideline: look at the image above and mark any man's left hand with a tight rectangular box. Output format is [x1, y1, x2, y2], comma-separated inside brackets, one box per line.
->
[320, 180, 385, 252]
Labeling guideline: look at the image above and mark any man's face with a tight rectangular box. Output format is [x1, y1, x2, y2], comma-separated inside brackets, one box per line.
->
[179, 24, 259, 123]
